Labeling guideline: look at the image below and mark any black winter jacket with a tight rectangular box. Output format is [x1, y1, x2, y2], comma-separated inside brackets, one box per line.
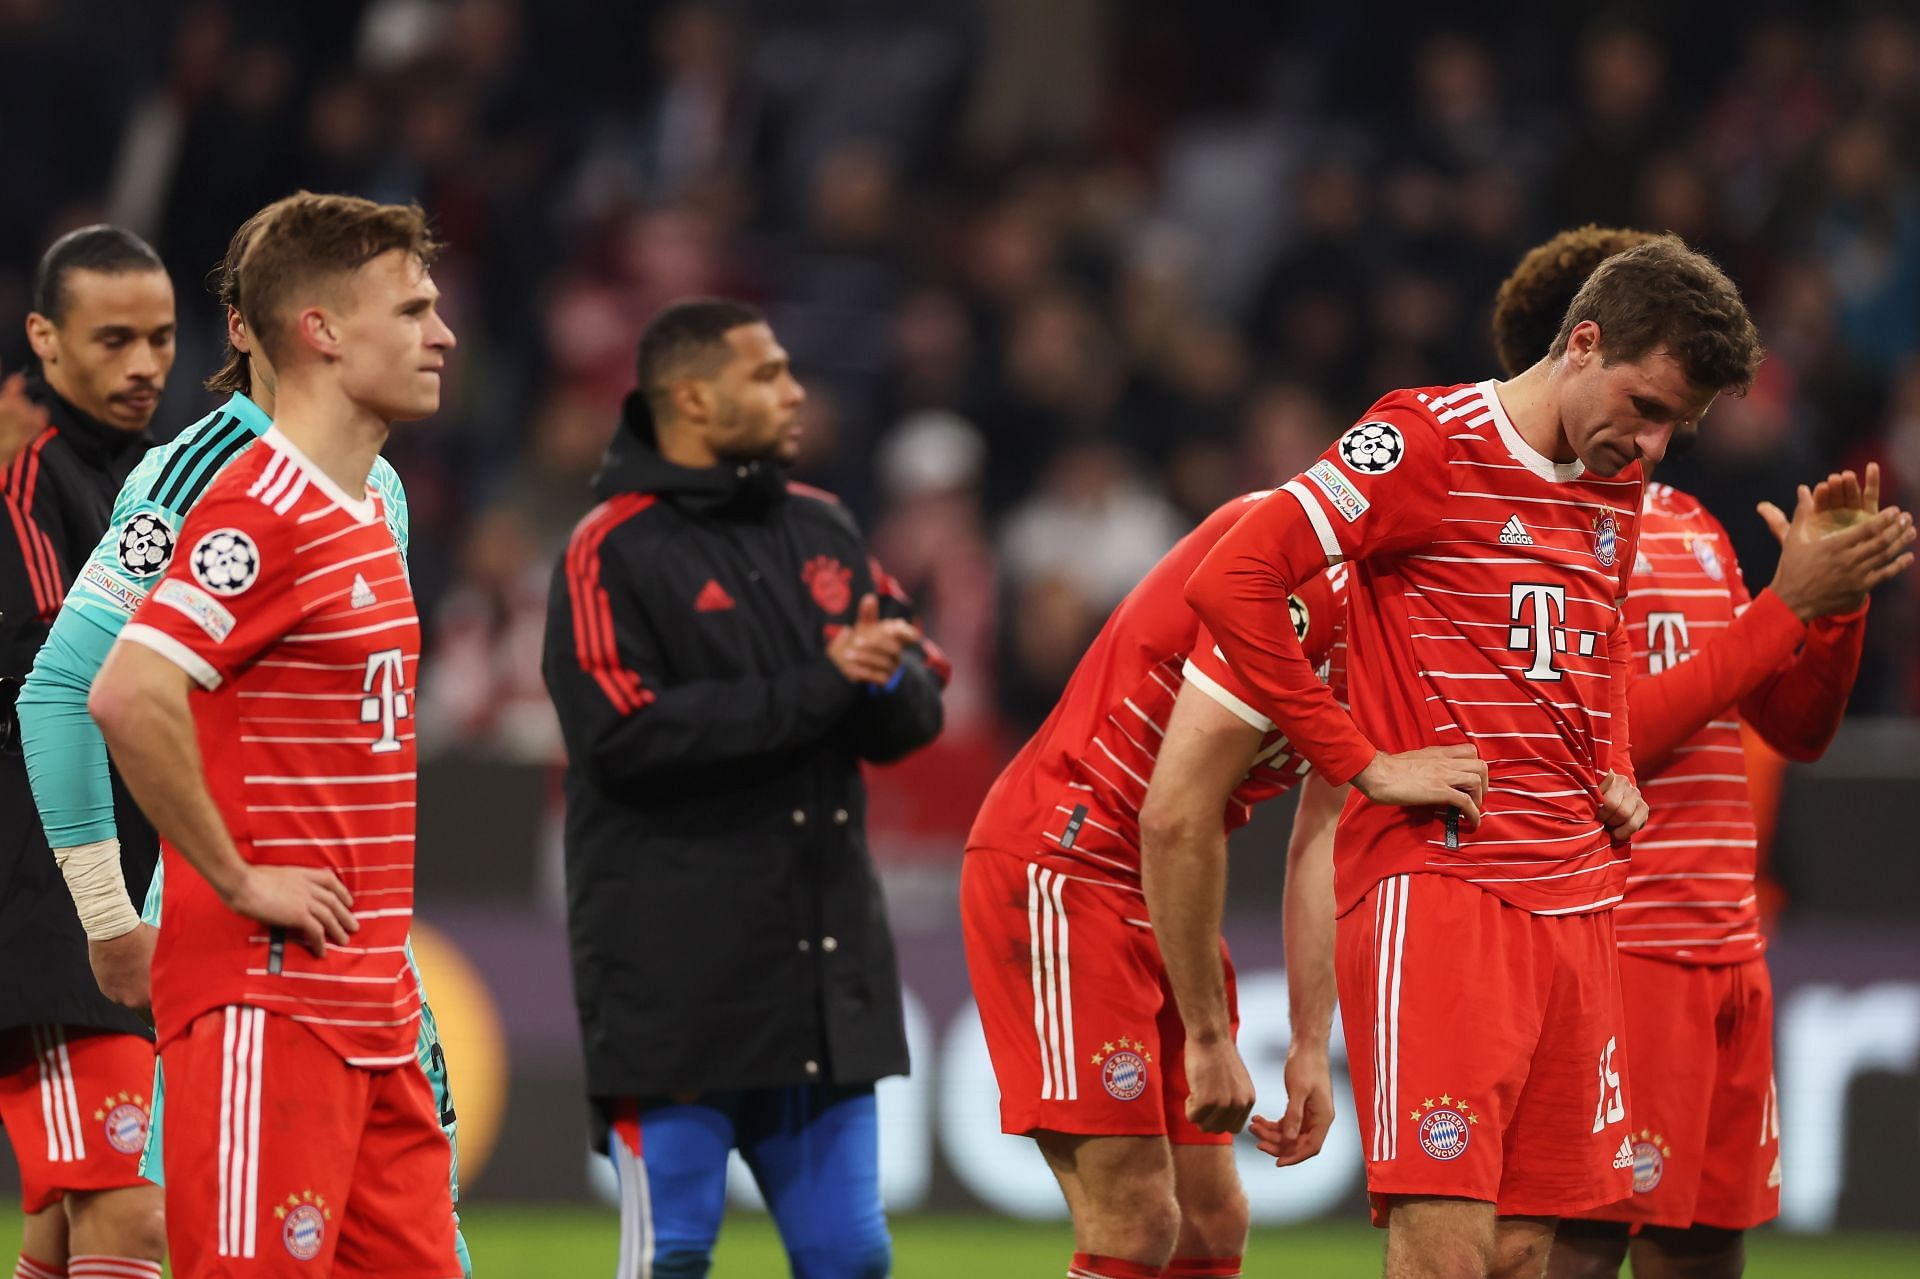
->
[0, 381, 156, 1036]
[542, 394, 946, 1109]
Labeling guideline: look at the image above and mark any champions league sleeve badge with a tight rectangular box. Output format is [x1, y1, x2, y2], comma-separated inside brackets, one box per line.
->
[117, 511, 176, 577]
[1337, 421, 1405, 475]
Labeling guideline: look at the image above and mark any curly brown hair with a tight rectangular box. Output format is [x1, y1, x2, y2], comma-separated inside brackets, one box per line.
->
[1491, 226, 1658, 377]
[1548, 235, 1764, 393]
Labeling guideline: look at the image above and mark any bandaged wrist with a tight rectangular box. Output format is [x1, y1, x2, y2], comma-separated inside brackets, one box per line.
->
[53, 838, 140, 941]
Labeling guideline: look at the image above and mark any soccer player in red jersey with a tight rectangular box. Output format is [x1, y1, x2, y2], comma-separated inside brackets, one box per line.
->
[87, 193, 461, 1278]
[962, 492, 1353, 1279]
[1185, 238, 1776, 1279]
[1484, 230, 1916, 1279]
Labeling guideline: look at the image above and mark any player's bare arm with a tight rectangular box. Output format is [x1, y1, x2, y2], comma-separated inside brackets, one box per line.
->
[89, 641, 357, 955]
[86, 921, 158, 1009]
[1139, 683, 1262, 1135]
[1250, 769, 1344, 1167]
[1757, 463, 1915, 618]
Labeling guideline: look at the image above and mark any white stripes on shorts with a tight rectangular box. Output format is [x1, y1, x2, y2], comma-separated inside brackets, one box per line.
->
[612, 1128, 654, 1278]
[1027, 864, 1078, 1102]
[217, 1006, 266, 1259]
[30, 1025, 87, 1162]
[1371, 875, 1411, 1162]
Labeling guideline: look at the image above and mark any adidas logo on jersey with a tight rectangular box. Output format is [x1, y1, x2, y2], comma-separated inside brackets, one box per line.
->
[1498, 515, 1534, 546]
[1613, 1136, 1635, 1170]
[695, 579, 735, 612]
[350, 574, 377, 609]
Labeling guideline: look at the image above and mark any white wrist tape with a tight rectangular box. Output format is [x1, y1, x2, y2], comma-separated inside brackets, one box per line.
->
[53, 838, 141, 941]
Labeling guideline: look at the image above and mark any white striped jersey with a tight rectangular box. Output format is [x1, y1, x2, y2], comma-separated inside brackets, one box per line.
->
[1192, 382, 1645, 917]
[967, 492, 1347, 893]
[120, 428, 422, 1067]
[1617, 483, 1765, 962]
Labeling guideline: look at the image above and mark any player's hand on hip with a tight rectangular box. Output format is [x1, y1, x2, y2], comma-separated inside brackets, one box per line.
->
[1251, 1041, 1336, 1166]
[228, 864, 357, 956]
[1353, 745, 1488, 826]
[87, 922, 158, 1010]
[1183, 1036, 1257, 1134]
[1599, 771, 1647, 844]
[1761, 466, 1916, 618]
[828, 593, 923, 685]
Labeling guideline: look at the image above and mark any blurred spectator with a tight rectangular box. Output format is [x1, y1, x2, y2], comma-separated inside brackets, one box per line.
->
[9, 0, 1920, 766]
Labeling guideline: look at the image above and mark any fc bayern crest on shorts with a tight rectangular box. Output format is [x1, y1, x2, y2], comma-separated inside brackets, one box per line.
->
[277, 1190, 330, 1261]
[1411, 1093, 1477, 1161]
[190, 527, 262, 595]
[117, 512, 175, 577]
[802, 555, 852, 614]
[1337, 421, 1404, 475]
[1093, 1036, 1152, 1101]
[1592, 511, 1619, 568]
[1631, 1130, 1672, 1193]
[96, 1092, 150, 1155]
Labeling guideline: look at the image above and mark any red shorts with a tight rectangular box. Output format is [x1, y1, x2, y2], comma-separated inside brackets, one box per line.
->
[0, 1025, 155, 1212]
[960, 847, 1237, 1145]
[1338, 874, 1633, 1223]
[160, 1006, 459, 1278]
[1579, 954, 1779, 1230]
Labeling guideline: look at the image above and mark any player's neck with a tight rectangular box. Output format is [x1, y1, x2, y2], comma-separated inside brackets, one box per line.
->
[1494, 359, 1579, 464]
[270, 379, 391, 497]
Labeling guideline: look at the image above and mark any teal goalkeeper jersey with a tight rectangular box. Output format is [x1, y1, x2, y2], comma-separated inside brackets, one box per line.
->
[15, 395, 465, 1254]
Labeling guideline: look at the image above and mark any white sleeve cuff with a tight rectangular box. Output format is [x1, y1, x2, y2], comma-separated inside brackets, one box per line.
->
[1181, 655, 1274, 731]
[120, 624, 223, 690]
[1281, 479, 1345, 562]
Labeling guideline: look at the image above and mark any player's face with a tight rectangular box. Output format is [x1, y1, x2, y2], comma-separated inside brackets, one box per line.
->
[1561, 330, 1717, 477]
[703, 323, 807, 463]
[28, 268, 176, 431]
[333, 250, 456, 423]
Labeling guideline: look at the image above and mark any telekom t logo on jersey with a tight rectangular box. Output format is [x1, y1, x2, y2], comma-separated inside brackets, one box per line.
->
[1506, 583, 1600, 682]
[360, 648, 411, 754]
[1646, 611, 1691, 675]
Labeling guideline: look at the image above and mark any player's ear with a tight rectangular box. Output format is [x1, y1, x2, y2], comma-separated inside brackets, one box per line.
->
[669, 375, 710, 426]
[1566, 320, 1601, 367]
[297, 306, 342, 361]
[227, 305, 250, 354]
[25, 312, 57, 364]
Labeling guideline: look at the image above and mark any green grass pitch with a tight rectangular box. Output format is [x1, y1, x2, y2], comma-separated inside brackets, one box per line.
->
[8, 1206, 1916, 1275]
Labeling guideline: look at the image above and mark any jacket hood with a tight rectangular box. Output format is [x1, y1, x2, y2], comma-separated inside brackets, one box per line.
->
[593, 389, 788, 517]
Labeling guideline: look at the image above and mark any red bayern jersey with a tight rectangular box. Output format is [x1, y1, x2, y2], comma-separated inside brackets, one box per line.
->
[1187, 382, 1644, 918]
[1618, 482, 1864, 964]
[120, 429, 422, 1066]
[967, 491, 1347, 894]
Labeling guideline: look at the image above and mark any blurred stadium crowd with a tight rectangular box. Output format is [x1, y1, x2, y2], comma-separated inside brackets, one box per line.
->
[3, 0, 1917, 777]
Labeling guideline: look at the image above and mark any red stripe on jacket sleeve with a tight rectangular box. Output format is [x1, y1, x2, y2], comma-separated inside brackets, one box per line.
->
[563, 494, 657, 715]
[4, 430, 62, 619]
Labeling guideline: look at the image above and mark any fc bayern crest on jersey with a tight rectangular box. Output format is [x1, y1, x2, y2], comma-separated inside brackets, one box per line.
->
[97, 1092, 149, 1155]
[116, 512, 175, 577]
[278, 1191, 329, 1261]
[1631, 1130, 1672, 1194]
[1592, 511, 1619, 568]
[1288, 592, 1311, 642]
[1337, 421, 1404, 475]
[1412, 1094, 1477, 1161]
[190, 528, 261, 596]
[1692, 537, 1724, 581]
[1093, 1036, 1152, 1101]
[802, 555, 853, 614]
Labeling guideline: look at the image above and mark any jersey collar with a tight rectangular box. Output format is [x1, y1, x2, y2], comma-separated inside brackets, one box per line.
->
[1478, 379, 1585, 484]
[259, 426, 378, 524]
[222, 391, 274, 439]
